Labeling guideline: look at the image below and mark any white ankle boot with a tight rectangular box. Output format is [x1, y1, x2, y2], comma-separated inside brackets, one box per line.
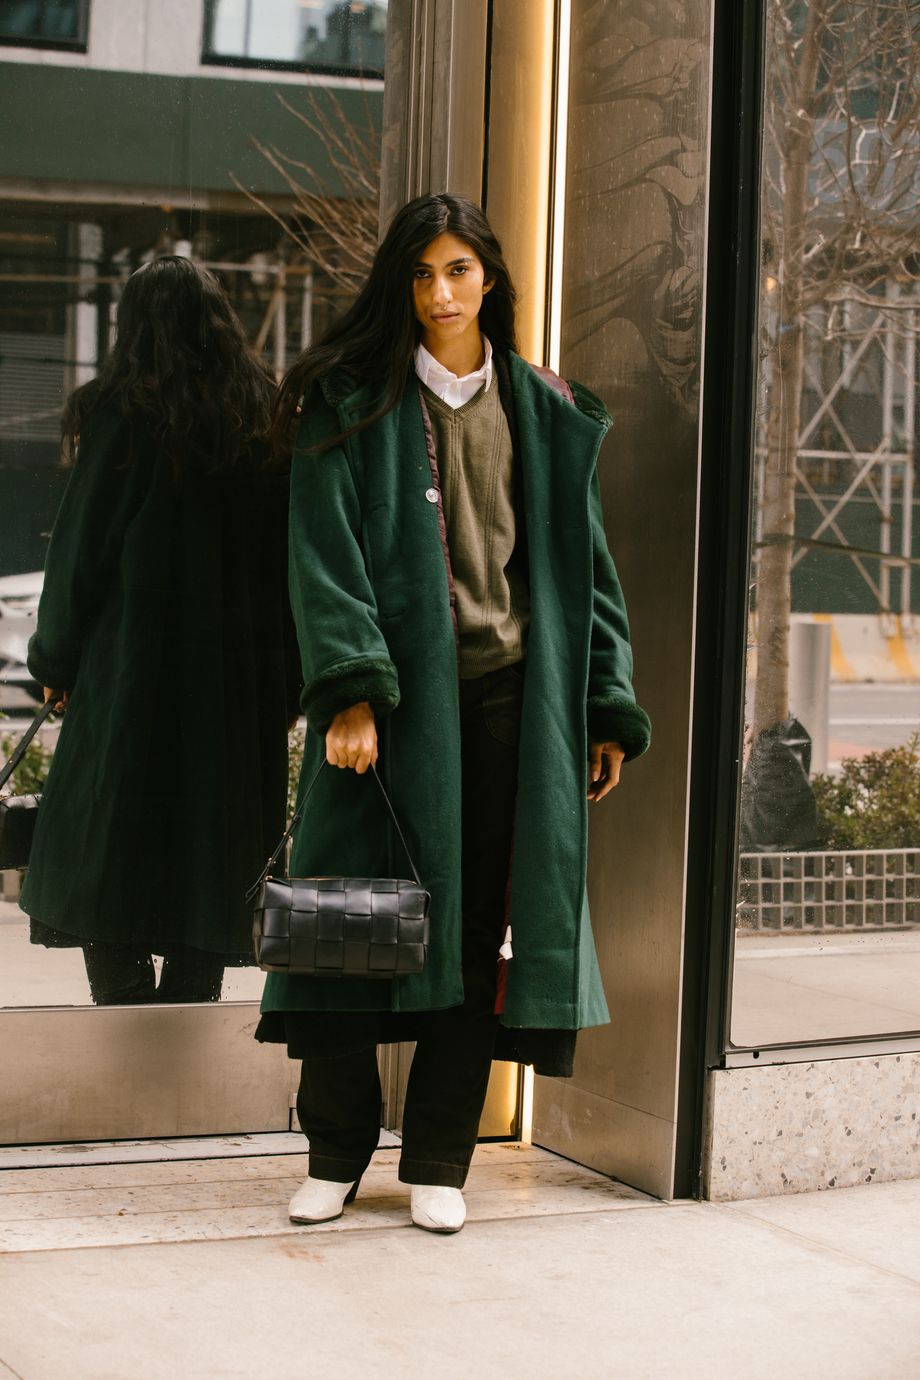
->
[410, 1184, 466, 1234]
[288, 1175, 358, 1224]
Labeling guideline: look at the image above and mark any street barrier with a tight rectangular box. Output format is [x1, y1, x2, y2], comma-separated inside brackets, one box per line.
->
[800, 614, 920, 682]
[749, 615, 920, 683]
[738, 848, 920, 931]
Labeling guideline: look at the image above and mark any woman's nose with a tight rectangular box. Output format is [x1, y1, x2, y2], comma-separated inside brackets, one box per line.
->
[432, 277, 453, 306]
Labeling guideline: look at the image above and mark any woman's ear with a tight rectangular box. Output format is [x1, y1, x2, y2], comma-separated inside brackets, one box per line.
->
[482, 278, 494, 295]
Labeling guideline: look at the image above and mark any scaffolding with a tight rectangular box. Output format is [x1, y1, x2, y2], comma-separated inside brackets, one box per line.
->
[0, 250, 316, 446]
[754, 282, 920, 620]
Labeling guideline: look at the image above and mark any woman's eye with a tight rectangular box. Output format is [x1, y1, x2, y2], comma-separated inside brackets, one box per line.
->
[414, 269, 430, 280]
[450, 266, 468, 276]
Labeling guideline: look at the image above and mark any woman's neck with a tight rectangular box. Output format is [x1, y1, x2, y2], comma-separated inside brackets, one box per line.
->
[420, 326, 486, 379]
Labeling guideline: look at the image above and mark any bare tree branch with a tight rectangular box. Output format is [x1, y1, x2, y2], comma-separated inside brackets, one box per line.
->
[753, 0, 920, 736]
[234, 83, 381, 302]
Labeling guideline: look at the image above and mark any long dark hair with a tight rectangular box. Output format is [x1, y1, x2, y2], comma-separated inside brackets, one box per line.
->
[62, 256, 275, 471]
[272, 193, 518, 457]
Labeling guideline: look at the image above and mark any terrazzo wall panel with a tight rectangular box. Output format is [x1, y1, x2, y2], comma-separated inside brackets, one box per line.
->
[704, 1053, 920, 1200]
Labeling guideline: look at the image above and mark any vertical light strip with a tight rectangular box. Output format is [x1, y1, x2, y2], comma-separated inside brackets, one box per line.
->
[521, 1066, 535, 1144]
[484, 0, 556, 364]
[547, 0, 572, 372]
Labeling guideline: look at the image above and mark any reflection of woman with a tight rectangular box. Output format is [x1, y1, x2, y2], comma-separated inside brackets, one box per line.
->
[23, 257, 299, 1005]
[256, 194, 651, 1234]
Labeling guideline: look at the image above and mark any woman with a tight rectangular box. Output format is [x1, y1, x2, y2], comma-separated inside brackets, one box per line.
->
[23, 256, 299, 1005]
[256, 194, 651, 1233]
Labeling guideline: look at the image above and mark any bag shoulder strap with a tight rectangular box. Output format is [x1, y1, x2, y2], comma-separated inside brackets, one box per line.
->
[0, 699, 57, 794]
[246, 761, 422, 901]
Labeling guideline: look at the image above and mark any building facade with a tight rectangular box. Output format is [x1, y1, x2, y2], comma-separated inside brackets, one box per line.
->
[2, 0, 919, 1201]
[0, 0, 384, 574]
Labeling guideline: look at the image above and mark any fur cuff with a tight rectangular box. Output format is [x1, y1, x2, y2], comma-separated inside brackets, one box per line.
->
[303, 656, 400, 734]
[587, 695, 651, 761]
[26, 636, 77, 694]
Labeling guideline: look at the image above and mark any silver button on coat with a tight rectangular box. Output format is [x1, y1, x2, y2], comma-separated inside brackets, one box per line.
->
[425, 487, 439, 503]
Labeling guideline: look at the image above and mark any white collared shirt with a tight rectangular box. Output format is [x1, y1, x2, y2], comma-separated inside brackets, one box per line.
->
[414, 336, 493, 409]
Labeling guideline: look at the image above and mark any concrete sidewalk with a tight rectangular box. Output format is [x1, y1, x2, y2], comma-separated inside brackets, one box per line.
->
[0, 1141, 918, 1379]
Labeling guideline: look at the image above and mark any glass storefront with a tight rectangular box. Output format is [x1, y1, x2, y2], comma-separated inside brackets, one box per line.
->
[731, 0, 920, 1048]
[0, 5, 385, 1012]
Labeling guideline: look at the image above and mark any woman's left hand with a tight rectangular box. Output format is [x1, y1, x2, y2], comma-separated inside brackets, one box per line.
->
[587, 741, 625, 802]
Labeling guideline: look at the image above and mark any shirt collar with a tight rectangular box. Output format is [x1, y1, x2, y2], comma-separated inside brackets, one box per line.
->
[414, 336, 493, 391]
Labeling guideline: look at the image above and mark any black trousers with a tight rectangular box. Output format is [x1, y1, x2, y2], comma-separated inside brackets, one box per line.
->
[296, 663, 523, 1189]
[82, 941, 225, 1005]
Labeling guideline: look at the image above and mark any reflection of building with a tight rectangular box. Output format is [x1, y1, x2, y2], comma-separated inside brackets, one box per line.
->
[0, 0, 384, 576]
[304, 2, 387, 73]
[204, 0, 387, 75]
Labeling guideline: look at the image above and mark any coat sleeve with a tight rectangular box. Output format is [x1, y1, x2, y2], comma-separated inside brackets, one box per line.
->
[289, 402, 400, 735]
[27, 409, 130, 691]
[586, 467, 651, 760]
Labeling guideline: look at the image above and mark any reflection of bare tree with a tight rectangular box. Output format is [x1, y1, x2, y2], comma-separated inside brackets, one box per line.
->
[236, 86, 380, 298]
[753, 1, 920, 737]
[564, 1, 707, 418]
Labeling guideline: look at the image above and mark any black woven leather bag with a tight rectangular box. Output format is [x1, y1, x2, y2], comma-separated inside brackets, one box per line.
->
[0, 699, 57, 871]
[247, 761, 430, 978]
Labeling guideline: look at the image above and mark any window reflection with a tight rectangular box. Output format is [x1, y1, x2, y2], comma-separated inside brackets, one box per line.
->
[732, 0, 920, 1047]
[0, 0, 86, 47]
[203, 0, 387, 75]
[0, 0, 383, 1008]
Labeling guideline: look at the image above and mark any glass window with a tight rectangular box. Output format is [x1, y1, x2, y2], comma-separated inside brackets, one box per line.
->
[730, 0, 920, 1049]
[202, 0, 387, 75]
[0, 4, 386, 1015]
[0, 0, 88, 48]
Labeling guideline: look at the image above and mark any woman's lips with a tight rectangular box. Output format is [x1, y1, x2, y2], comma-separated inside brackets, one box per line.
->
[432, 313, 459, 322]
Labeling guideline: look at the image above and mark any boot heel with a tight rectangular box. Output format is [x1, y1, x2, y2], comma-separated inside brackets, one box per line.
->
[344, 1178, 361, 1205]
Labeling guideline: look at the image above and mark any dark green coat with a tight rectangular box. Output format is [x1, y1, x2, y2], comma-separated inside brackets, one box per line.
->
[22, 406, 298, 957]
[261, 352, 650, 1031]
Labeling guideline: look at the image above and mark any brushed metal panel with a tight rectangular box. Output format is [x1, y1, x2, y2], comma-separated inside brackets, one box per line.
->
[0, 1005, 296, 1145]
[379, 0, 488, 230]
[429, 0, 489, 199]
[530, 0, 715, 1196]
[532, 1081, 677, 1201]
[379, 1039, 414, 1130]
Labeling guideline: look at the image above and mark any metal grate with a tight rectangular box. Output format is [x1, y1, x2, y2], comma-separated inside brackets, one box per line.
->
[737, 849, 920, 931]
[0, 333, 66, 442]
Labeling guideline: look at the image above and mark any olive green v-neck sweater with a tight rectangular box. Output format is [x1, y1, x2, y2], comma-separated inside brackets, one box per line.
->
[422, 377, 530, 678]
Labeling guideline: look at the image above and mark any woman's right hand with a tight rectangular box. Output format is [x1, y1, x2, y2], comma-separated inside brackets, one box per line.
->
[326, 701, 378, 774]
[43, 687, 69, 711]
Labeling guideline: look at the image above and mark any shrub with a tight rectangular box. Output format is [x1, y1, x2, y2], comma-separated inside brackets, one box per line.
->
[0, 724, 53, 797]
[812, 733, 920, 850]
[288, 723, 305, 816]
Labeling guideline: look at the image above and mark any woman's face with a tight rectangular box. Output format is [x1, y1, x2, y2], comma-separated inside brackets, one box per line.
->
[412, 232, 492, 348]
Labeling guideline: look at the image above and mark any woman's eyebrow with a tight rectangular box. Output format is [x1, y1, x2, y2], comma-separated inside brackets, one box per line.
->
[414, 256, 476, 268]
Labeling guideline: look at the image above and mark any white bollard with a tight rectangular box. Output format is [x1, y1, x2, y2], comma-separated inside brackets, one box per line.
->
[789, 621, 832, 775]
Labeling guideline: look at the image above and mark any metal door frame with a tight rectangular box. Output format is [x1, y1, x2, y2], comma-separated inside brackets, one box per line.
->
[677, 0, 766, 1196]
[367, 0, 521, 1138]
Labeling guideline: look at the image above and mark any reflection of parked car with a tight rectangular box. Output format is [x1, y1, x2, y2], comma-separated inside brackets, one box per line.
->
[0, 572, 43, 701]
